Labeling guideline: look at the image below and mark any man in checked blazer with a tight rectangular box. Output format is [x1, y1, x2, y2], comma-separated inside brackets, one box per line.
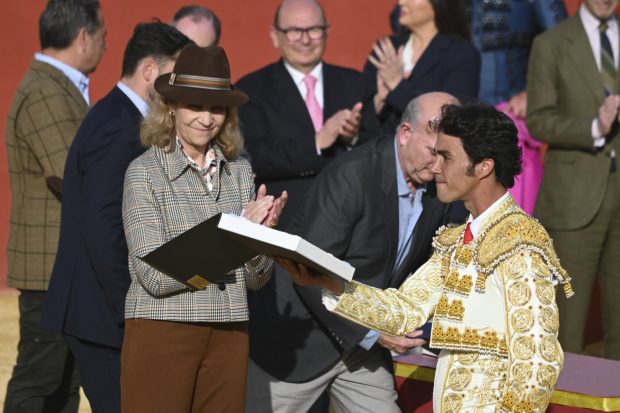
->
[4, 1, 106, 411]
[527, 0, 620, 360]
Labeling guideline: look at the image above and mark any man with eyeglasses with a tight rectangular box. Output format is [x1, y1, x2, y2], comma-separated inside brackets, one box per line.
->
[237, 0, 380, 232]
[238, 1, 381, 411]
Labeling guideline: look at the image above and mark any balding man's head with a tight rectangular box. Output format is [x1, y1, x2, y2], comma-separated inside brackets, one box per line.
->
[269, 0, 329, 74]
[397, 92, 459, 189]
[172, 5, 220, 47]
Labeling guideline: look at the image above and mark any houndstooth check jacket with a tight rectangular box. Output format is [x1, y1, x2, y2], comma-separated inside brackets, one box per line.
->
[122, 143, 272, 322]
[5, 60, 88, 290]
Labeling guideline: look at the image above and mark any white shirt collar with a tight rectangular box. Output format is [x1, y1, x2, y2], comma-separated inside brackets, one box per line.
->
[467, 191, 510, 237]
[116, 81, 149, 117]
[34, 52, 90, 105]
[580, 3, 617, 33]
[283, 61, 323, 87]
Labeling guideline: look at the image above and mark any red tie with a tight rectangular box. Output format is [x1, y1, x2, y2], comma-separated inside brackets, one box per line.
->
[463, 222, 473, 245]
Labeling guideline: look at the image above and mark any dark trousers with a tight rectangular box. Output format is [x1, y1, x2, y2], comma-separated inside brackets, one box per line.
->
[64, 335, 120, 413]
[121, 319, 249, 413]
[3, 290, 80, 413]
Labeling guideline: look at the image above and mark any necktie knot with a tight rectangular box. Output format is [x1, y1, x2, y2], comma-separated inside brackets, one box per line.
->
[599, 19, 609, 32]
[304, 74, 317, 90]
[463, 222, 474, 245]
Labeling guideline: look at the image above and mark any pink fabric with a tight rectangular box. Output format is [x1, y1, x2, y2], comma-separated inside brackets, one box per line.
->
[497, 102, 543, 215]
[304, 75, 323, 132]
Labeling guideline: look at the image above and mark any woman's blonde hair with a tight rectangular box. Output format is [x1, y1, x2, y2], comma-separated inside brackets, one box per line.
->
[140, 94, 243, 159]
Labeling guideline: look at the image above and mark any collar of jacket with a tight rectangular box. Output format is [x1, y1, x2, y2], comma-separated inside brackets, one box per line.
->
[162, 142, 231, 182]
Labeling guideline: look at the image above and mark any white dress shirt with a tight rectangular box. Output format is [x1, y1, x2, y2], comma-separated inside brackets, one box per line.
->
[580, 5, 620, 144]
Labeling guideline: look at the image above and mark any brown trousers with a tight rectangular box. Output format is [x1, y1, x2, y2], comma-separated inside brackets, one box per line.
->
[121, 319, 249, 413]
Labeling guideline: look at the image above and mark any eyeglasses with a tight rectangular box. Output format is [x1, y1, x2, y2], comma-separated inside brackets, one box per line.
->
[275, 25, 329, 42]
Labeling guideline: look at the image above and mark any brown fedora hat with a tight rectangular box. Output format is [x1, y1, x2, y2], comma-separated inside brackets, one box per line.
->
[154, 44, 248, 107]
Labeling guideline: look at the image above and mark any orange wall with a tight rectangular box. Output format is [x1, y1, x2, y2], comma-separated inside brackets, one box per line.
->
[0, 1, 590, 287]
[0, 1, 394, 287]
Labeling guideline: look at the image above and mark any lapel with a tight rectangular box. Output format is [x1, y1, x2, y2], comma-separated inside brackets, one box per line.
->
[272, 60, 316, 134]
[31, 60, 89, 112]
[565, 14, 606, 102]
[378, 138, 399, 280]
[408, 33, 448, 82]
[111, 86, 143, 124]
[322, 63, 337, 119]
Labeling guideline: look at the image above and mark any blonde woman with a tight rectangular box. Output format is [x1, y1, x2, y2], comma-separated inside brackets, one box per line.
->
[120, 45, 287, 413]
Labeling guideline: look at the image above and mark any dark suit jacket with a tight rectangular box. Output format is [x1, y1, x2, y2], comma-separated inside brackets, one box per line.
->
[236, 60, 380, 228]
[527, 13, 620, 230]
[364, 32, 481, 134]
[248, 136, 461, 382]
[43, 86, 145, 348]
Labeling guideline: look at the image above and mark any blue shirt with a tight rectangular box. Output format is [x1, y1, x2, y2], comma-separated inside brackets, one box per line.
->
[116, 81, 149, 117]
[359, 140, 426, 350]
[35, 52, 90, 105]
[394, 140, 426, 271]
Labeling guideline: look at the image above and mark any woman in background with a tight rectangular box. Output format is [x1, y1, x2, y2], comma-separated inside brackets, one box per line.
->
[366, 0, 480, 134]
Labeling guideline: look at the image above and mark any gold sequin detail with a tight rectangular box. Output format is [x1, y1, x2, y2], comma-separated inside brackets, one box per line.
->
[455, 244, 474, 266]
[513, 336, 535, 360]
[443, 272, 473, 296]
[435, 294, 465, 321]
[537, 364, 559, 389]
[501, 391, 535, 413]
[456, 352, 479, 365]
[432, 325, 508, 357]
[511, 362, 533, 382]
[535, 282, 555, 306]
[540, 307, 559, 334]
[508, 281, 531, 306]
[442, 393, 464, 413]
[540, 336, 561, 363]
[471, 197, 572, 298]
[529, 388, 552, 409]
[474, 272, 488, 293]
[447, 367, 472, 391]
[511, 309, 534, 333]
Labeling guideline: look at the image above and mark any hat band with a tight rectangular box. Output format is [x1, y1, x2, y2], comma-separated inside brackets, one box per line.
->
[168, 73, 231, 91]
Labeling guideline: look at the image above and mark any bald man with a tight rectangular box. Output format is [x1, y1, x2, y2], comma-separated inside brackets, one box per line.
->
[246, 91, 465, 412]
[237, 0, 381, 231]
[171, 5, 220, 47]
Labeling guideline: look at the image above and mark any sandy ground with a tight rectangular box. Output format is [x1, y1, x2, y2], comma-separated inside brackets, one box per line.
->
[0, 290, 91, 412]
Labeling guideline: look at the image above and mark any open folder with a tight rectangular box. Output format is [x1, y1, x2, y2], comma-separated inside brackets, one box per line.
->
[140, 213, 355, 290]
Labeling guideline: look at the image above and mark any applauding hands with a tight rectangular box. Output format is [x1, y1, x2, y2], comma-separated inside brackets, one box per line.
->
[243, 184, 288, 228]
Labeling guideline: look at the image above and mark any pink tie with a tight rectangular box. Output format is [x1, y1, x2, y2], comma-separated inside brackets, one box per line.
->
[304, 75, 323, 132]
